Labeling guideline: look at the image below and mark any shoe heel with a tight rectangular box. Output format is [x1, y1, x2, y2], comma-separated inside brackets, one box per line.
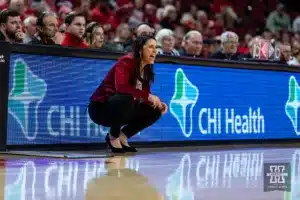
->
[105, 134, 125, 154]
[121, 144, 137, 153]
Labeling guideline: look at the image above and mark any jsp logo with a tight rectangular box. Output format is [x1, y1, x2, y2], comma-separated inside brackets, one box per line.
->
[264, 163, 291, 192]
[267, 165, 287, 184]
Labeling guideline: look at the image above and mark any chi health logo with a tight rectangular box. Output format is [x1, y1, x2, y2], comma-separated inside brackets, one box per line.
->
[8, 59, 47, 140]
[285, 76, 300, 135]
[169, 68, 199, 138]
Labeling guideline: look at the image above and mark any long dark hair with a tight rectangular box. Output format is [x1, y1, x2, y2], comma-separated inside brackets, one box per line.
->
[131, 34, 156, 86]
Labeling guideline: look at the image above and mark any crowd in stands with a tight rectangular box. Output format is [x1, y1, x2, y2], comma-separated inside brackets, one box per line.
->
[1, 0, 300, 66]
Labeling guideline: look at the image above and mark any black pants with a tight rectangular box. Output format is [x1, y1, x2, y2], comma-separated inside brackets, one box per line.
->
[88, 94, 162, 138]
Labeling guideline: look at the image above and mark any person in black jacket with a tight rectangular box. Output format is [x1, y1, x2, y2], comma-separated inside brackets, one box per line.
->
[29, 11, 58, 45]
[210, 31, 241, 60]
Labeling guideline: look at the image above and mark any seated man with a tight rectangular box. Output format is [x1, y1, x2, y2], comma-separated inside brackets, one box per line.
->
[29, 12, 58, 45]
[180, 30, 203, 58]
[0, 9, 24, 43]
[210, 31, 240, 60]
[61, 12, 88, 48]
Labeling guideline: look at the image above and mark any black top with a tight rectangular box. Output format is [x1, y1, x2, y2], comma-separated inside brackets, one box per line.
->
[29, 35, 57, 46]
[210, 50, 241, 60]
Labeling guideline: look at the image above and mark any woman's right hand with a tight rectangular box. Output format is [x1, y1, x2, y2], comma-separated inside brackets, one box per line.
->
[148, 94, 161, 108]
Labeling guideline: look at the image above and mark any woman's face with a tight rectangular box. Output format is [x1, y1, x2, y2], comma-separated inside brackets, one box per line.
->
[162, 35, 175, 53]
[141, 39, 157, 65]
[120, 25, 131, 40]
[222, 35, 239, 54]
[92, 27, 105, 48]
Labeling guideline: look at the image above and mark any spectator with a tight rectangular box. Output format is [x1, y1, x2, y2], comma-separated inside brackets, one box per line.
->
[23, 15, 36, 43]
[222, 6, 238, 30]
[288, 41, 300, 66]
[156, 0, 173, 21]
[238, 33, 252, 54]
[266, 3, 291, 34]
[210, 31, 240, 60]
[61, 11, 87, 48]
[128, 0, 145, 28]
[180, 30, 203, 57]
[91, 0, 118, 32]
[113, 23, 131, 47]
[214, 13, 224, 36]
[173, 25, 184, 50]
[159, 5, 177, 30]
[180, 13, 196, 32]
[280, 44, 292, 64]
[262, 29, 273, 41]
[281, 31, 291, 45]
[30, 11, 58, 45]
[292, 33, 300, 44]
[293, 14, 300, 33]
[74, 0, 92, 23]
[57, 5, 72, 26]
[85, 21, 105, 48]
[204, 38, 221, 58]
[124, 22, 155, 52]
[0, 9, 24, 43]
[155, 28, 179, 56]
[243, 36, 263, 59]
[8, 0, 25, 20]
[195, 10, 208, 33]
[144, 3, 159, 29]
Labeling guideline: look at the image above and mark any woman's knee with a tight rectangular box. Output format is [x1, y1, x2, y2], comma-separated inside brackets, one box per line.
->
[152, 108, 162, 121]
[119, 94, 134, 103]
[142, 104, 162, 121]
[88, 102, 110, 127]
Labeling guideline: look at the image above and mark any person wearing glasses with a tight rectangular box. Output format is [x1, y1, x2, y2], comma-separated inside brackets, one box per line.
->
[210, 31, 240, 60]
[29, 11, 58, 45]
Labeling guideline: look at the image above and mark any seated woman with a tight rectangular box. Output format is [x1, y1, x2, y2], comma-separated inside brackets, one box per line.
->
[85, 21, 126, 52]
[88, 34, 168, 153]
[84, 22, 105, 48]
[155, 28, 180, 56]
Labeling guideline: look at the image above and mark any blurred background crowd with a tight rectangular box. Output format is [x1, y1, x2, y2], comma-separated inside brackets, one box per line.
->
[1, 0, 300, 66]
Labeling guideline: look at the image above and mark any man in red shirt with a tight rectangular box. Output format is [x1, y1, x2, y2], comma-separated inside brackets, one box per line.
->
[61, 11, 88, 48]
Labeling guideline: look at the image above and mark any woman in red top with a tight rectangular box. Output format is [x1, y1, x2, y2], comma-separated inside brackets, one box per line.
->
[89, 34, 167, 153]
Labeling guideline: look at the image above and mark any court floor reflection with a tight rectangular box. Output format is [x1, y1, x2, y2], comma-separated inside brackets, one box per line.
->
[1, 147, 300, 200]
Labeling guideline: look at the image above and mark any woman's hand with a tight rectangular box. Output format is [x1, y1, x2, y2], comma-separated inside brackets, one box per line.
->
[159, 102, 168, 115]
[148, 94, 161, 108]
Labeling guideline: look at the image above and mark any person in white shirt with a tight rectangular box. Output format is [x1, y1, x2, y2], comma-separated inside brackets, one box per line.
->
[23, 16, 37, 44]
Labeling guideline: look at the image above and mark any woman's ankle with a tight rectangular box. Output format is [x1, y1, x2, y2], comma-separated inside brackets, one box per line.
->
[119, 132, 130, 146]
[109, 138, 122, 148]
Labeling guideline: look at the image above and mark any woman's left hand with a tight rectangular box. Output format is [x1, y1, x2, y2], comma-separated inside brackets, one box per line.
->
[159, 102, 168, 115]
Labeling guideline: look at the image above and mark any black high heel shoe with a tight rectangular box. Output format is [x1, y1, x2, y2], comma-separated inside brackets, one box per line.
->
[105, 134, 125, 153]
[121, 143, 138, 153]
